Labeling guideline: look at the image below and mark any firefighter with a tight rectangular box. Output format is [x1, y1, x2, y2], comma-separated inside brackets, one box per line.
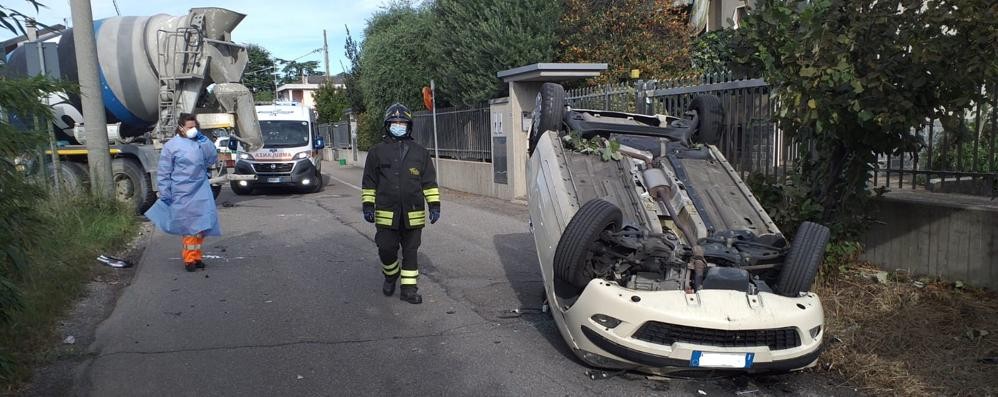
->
[362, 103, 440, 304]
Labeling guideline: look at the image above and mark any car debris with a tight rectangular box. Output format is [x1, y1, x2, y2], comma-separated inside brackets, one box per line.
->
[97, 254, 133, 268]
[526, 82, 830, 375]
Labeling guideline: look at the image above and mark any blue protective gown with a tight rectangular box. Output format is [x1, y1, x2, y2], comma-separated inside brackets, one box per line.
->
[144, 135, 221, 236]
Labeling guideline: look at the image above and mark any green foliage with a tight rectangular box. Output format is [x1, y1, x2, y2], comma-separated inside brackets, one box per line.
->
[314, 83, 349, 123]
[0, 196, 136, 386]
[558, 0, 694, 84]
[730, 0, 997, 232]
[278, 60, 320, 85]
[243, 44, 277, 100]
[562, 133, 623, 161]
[692, 29, 739, 75]
[342, 26, 365, 113]
[357, 2, 434, 148]
[431, 0, 561, 106]
[0, 1, 47, 36]
[356, 111, 382, 151]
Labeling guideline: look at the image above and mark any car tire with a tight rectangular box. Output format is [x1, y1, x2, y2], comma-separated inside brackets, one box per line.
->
[553, 199, 623, 292]
[309, 169, 324, 193]
[775, 222, 831, 297]
[112, 158, 154, 213]
[528, 83, 566, 155]
[689, 94, 724, 146]
[230, 182, 253, 196]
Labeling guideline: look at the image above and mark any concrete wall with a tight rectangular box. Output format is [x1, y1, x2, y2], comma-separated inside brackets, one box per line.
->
[861, 191, 998, 290]
[435, 158, 513, 201]
[331, 150, 513, 201]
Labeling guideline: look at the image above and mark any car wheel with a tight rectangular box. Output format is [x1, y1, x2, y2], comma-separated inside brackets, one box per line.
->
[230, 182, 253, 195]
[112, 158, 155, 213]
[775, 222, 831, 297]
[528, 82, 566, 155]
[688, 94, 724, 146]
[553, 199, 623, 294]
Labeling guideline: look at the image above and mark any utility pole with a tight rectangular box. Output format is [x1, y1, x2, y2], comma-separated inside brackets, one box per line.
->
[25, 19, 61, 193]
[323, 29, 330, 78]
[70, 0, 113, 199]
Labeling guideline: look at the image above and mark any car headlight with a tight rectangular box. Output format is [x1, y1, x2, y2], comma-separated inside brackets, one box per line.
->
[293, 151, 311, 160]
[238, 152, 254, 160]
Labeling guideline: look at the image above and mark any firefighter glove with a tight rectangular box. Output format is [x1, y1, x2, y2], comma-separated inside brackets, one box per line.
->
[429, 207, 440, 224]
[363, 208, 375, 223]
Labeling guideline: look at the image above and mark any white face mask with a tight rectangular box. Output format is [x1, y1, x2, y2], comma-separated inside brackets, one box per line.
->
[183, 127, 198, 139]
[389, 123, 407, 137]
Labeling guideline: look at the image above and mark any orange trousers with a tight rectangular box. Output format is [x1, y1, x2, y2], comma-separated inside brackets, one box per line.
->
[182, 235, 204, 264]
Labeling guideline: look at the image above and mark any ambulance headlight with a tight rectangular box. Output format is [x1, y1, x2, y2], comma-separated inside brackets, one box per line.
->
[293, 151, 311, 160]
[238, 153, 254, 160]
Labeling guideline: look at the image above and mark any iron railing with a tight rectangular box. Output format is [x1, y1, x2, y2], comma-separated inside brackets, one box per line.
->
[566, 74, 997, 196]
[411, 107, 491, 162]
[317, 121, 352, 149]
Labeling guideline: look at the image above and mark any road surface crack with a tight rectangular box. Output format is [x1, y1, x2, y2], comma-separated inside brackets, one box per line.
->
[96, 322, 493, 358]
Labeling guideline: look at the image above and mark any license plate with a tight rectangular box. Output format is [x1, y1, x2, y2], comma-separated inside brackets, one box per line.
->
[267, 177, 282, 183]
[690, 351, 754, 368]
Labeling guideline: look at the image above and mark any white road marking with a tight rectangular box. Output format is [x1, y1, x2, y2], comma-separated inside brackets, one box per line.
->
[327, 173, 361, 191]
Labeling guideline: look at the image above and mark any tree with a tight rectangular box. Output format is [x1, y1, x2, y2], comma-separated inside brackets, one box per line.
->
[242, 44, 277, 102]
[431, 0, 561, 106]
[314, 83, 349, 123]
[730, 0, 997, 238]
[278, 60, 320, 84]
[0, 1, 47, 36]
[558, 0, 694, 84]
[343, 26, 365, 113]
[357, 2, 434, 149]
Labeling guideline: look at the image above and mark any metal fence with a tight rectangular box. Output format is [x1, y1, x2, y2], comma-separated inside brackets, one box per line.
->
[565, 83, 635, 113]
[874, 94, 997, 196]
[411, 107, 491, 162]
[317, 121, 352, 149]
[565, 74, 998, 196]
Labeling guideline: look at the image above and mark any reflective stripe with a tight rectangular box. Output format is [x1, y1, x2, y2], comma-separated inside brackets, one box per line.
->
[362, 189, 376, 204]
[423, 187, 440, 203]
[184, 245, 201, 251]
[375, 210, 394, 226]
[400, 269, 419, 277]
[408, 211, 425, 226]
[400, 278, 418, 285]
[382, 260, 400, 276]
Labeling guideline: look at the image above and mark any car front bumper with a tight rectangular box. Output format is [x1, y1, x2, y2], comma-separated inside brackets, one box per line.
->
[556, 280, 824, 373]
[233, 159, 318, 188]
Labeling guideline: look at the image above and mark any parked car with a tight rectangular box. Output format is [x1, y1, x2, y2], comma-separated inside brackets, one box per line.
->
[526, 83, 830, 375]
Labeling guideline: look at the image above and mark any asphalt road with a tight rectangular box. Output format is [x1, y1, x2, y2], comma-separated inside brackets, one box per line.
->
[78, 163, 854, 397]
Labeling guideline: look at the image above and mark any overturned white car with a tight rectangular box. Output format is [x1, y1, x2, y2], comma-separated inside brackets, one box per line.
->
[526, 83, 830, 374]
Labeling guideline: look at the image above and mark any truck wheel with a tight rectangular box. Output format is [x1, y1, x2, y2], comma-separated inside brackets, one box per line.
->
[775, 222, 831, 297]
[688, 94, 724, 146]
[553, 199, 622, 295]
[230, 182, 253, 195]
[46, 161, 89, 195]
[112, 158, 154, 213]
[528, 83, 566, 156]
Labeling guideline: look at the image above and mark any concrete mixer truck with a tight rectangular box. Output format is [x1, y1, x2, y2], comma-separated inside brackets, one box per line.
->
[3, 7, 266, 212]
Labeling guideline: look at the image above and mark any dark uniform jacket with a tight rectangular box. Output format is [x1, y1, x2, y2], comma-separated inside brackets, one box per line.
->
[362, 137, 440, 229]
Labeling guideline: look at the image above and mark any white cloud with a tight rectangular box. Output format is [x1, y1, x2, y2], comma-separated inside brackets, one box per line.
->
[2, 0, 391, 74]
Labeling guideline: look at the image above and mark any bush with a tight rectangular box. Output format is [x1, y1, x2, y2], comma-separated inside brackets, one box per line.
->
[0, 196, 136, 386]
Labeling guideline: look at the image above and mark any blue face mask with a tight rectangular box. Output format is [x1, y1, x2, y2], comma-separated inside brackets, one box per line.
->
[389, 123, 407, 137]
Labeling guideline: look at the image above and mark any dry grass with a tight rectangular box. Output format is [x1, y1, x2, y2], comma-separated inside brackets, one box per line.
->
[812, 261, 998, 396]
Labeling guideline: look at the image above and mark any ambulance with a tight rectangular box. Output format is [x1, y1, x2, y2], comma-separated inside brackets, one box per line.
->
[229, 101, 325, 194]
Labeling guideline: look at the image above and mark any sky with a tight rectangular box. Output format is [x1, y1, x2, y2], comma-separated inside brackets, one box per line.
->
[1, 0, 394, 75]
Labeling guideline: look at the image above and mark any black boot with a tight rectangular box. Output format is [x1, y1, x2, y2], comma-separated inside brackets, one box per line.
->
[400, 286, 422, 304]
[382, 276, 398, 296]
[195, 260, 205, 269]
